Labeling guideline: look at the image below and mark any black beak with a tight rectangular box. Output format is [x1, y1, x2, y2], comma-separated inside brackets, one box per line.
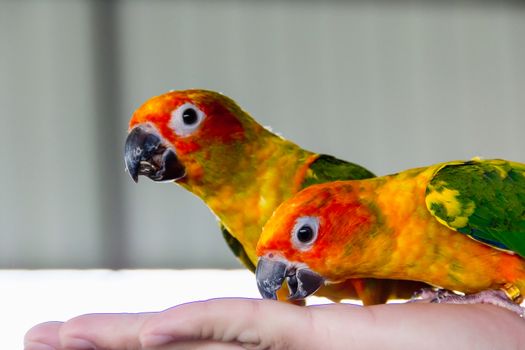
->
[255, 258, 287, 300]
[124, 125, 186, 183]
[256, 257, 324, 301]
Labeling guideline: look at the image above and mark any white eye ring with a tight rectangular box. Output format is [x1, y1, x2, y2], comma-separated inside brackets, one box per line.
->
[291, 216, 319, 251]
[170, 103, 205, 137]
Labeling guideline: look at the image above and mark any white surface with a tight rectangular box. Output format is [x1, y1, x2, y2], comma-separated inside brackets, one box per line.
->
[2, 269, 331, 349]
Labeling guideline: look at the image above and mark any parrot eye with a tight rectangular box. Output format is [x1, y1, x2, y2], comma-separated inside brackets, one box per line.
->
[170, 103, 205, 136]
[297, 226, 314, 243]
[182, 108, 198, 125]
[291, 216, 319, 251]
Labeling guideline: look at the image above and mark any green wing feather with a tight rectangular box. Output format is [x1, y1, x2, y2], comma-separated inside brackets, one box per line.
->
[426, 159, 525, 257]
[220, 224, 256, 272]
[301, 154, 376, 189]
[221, 154, 375, 270]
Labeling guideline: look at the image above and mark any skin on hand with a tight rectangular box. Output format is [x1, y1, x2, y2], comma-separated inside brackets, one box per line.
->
[25, 298, 525, 350]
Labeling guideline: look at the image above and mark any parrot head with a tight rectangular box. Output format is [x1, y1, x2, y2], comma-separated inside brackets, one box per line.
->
[124, 89, 266, 187]
[255, 182, 377, 300]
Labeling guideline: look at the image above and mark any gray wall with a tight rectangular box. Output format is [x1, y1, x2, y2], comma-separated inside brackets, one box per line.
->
[1, 0, 524, 268]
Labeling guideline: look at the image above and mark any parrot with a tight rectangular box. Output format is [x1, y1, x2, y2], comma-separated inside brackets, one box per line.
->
[255, 158, 525, 315]
[124, 89, 426, 305]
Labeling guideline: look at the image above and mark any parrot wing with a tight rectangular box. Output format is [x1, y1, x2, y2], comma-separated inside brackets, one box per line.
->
[425, 159, 525, 257]
[221, 224, 256, 272]
[301, 154, 376, 189]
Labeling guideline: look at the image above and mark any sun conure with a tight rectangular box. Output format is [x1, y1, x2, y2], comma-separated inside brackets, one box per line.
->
[256, 159, 525, 314]
[124, 89, 426, 304]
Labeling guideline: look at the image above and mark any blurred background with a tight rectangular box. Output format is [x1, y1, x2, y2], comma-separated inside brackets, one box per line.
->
[1, 0, 524, 269]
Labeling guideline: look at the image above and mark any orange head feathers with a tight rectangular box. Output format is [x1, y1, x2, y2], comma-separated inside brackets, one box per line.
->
[124, 89, 270, 187]
[255, 181, 379, 300]
[258, 182, 376, 266]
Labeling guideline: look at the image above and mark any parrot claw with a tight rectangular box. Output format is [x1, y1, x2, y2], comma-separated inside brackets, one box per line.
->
[409, 288, 455, 303]
[429, 289, 525, 318]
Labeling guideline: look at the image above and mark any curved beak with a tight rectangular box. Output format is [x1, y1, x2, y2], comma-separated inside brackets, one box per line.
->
[255, 258, 287, 300]
[124, 125, 186, 183]
[256, 256, 325, 301]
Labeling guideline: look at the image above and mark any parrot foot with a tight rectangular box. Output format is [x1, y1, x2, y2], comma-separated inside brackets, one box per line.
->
[430, 289, 524, 318]
[409, 288, 455, 303]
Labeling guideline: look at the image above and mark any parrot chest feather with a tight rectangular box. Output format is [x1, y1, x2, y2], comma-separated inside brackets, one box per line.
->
[184, 135, 316, 264]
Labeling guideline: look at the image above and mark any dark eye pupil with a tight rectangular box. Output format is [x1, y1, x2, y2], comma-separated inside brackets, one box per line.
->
[182, 108, 198, 125]
[297, 225, 314, 243]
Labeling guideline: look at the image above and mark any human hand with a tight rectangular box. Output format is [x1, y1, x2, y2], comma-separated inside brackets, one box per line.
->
[25, 298, 525, 350]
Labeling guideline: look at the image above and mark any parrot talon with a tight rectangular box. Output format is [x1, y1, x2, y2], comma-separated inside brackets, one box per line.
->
[430, 289, 525, 318]
[409, 288, 455, 303]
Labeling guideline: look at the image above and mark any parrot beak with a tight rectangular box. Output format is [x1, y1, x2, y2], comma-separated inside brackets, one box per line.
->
[256, 256, 325, 301]
[255, 257, 287, 300]
[124, 124, 186, 183]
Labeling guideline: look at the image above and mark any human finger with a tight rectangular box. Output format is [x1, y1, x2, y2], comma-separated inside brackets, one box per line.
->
[24, 321, 63, 350]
